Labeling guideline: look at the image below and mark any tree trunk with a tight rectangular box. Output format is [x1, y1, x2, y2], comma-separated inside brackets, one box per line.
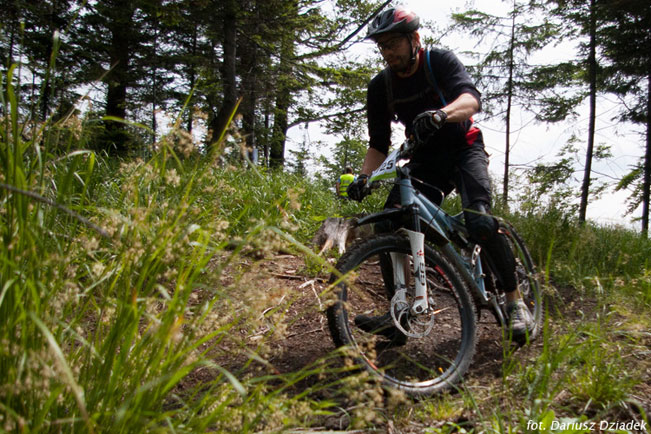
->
[104, 0, 135, 155]
[150, 19, 159, 151]
[209, 0, 238, 153]
[270, 86, 290, 168]
[39, 36, 54, 122]
[642, 72, 651, 236]
[186, 27, 198, 133]
[579, 0, 597, 223]
[503, 4, 517, 210]
[269, 0, 298, 169]
[240, 0, 260, 164]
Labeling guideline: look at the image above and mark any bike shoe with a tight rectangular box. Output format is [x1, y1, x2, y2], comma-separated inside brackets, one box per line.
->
[506, 299, 534, 338]
[354, 312, 407, 348]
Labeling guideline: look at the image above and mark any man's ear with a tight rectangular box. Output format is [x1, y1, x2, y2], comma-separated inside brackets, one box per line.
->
[412, 31, 421, 48]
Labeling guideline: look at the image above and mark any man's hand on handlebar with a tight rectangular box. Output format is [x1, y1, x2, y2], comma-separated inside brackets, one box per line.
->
[412, 109, 447, 144]
[347, 174, 369, 202]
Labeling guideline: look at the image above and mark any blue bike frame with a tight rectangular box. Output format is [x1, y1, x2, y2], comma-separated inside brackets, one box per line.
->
[356, 148, 506, 326]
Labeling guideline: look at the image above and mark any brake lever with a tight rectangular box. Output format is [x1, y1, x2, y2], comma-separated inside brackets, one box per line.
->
[399, 136, 419, 159]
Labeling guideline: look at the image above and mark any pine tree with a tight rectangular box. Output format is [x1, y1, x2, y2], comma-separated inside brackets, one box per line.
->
[450, 0, 560, 207]
[71, 0, 150, 154]
[548, 0, 603, 223]
[602, 0, 651, 235]
[0, 0, 78, 123]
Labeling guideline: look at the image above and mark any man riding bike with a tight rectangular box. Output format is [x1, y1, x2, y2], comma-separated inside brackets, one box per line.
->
[347, 7, 534, 345]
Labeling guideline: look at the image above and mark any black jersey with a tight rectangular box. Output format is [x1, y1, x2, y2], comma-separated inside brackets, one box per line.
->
[367, 47, 482, 158]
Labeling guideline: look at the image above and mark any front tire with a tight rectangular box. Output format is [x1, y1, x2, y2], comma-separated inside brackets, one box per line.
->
[327, 234, 477, 396]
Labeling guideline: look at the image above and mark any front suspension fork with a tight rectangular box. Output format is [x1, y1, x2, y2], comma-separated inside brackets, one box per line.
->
[391, 204, 429, 315]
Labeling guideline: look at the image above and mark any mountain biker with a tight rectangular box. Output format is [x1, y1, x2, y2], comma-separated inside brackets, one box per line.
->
[336, 167, 355, 198]
[347, 6, 534, 344]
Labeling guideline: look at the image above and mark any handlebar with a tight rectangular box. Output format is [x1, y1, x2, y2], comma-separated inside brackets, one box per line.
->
[359, 135, 425, 199]
[398, 135, 422, 159]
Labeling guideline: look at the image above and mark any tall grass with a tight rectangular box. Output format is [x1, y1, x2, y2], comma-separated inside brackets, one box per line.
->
[3, 58, 650, 433]
[508, 207, 651, 307]
[410, 205, 651, 433]
[1, 64, 368, 432]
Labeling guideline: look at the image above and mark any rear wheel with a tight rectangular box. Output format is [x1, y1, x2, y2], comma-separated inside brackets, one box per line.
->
[327, 234, 477, 396]
[499, 223, 544, 342]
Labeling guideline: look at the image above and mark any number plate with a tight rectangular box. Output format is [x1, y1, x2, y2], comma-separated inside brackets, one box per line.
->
[369, 148, 399, 183]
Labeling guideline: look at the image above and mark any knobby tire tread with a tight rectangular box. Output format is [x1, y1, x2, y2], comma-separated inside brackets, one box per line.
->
[327, 233, 477, 396]
[500, 222, 544, 342]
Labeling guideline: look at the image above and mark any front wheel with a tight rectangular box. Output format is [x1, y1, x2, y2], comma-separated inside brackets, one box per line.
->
[327, 234, 477, 396]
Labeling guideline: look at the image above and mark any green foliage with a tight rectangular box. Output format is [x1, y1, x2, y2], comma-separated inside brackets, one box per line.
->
[2, 19, 651, 425]
[1, 73, 333, 431]
[449, 2, 568, 122]
[509, 204, 651, 294]
[316, 136, 368, 183]
[514, 139, 612, 223]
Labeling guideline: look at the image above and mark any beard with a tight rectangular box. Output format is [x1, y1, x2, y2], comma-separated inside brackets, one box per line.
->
[385, 48, 415, 74]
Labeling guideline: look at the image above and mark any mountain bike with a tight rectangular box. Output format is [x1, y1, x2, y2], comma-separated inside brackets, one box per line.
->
[326, 137, 543, 396]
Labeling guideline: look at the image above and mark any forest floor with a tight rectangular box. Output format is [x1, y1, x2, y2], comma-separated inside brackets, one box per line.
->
[205, 253, 651, 433]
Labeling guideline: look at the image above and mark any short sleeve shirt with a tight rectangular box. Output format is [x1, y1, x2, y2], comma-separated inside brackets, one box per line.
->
[367, 48, 481, 158]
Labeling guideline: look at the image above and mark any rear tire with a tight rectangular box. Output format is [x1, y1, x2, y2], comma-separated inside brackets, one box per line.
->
[499, 223, 544, 343]
[327, 234, 477, 396]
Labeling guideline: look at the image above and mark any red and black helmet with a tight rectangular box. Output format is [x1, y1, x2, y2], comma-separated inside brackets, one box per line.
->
[366, 7, 420, 40]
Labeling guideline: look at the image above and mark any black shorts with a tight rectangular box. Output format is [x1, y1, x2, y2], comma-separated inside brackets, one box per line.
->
[384, 132, 492, 210]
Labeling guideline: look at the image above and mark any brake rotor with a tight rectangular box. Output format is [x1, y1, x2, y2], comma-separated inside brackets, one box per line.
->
[390, 288, 435, 338]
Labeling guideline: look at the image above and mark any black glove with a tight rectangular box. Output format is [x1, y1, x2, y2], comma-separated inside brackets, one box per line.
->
[412, 109, 448, 143]
[347, 174, 369, 202]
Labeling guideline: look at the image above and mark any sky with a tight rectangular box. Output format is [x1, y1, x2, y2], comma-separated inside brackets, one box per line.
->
[287, 0, 646, 229]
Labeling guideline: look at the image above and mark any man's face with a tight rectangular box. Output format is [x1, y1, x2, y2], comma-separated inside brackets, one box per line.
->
[375, 33, 411, 73]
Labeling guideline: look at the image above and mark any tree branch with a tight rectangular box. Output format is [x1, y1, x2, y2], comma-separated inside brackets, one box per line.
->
[289, 106, 366, 128]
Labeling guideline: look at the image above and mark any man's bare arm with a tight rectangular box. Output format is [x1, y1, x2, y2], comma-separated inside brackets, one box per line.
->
[360, 147, 388, 176]
[441, 92, 479, 122]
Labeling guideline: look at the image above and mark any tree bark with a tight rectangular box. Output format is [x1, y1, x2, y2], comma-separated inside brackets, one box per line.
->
[642, 71, 651, 236]
[579, 0, 597, 223]
[240, 0, 261, 164]
[503, 4, 517, 210]
[104, 0, 136, 154]
[269, 32, 294, 168]
[186, 27, 198, 133]
[270, 86, 290, 168]
[268, 0, 298, 169]
[209, 0, 238, 153]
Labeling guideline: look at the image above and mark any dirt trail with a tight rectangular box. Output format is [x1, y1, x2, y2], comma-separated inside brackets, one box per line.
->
[213, 253, 650, 432]
[249, 253, 506, 385]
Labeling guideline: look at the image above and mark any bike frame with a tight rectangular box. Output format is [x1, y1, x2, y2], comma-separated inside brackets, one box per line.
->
[357, 147, 507, 326]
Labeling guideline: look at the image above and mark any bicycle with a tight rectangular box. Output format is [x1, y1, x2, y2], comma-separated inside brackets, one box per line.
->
[326, 137, 543, 396]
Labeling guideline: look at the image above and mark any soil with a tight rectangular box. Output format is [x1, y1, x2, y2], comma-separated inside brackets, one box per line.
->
[246, 254, 503, 375]
[204, 252, 651, 432]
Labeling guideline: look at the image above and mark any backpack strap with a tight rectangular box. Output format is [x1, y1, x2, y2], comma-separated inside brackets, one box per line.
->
[425, 49, 447, 106]
[382, 67, 398, 121]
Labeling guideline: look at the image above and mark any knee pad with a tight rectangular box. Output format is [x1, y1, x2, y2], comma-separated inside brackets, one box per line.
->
[465, 202, 498, 243]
